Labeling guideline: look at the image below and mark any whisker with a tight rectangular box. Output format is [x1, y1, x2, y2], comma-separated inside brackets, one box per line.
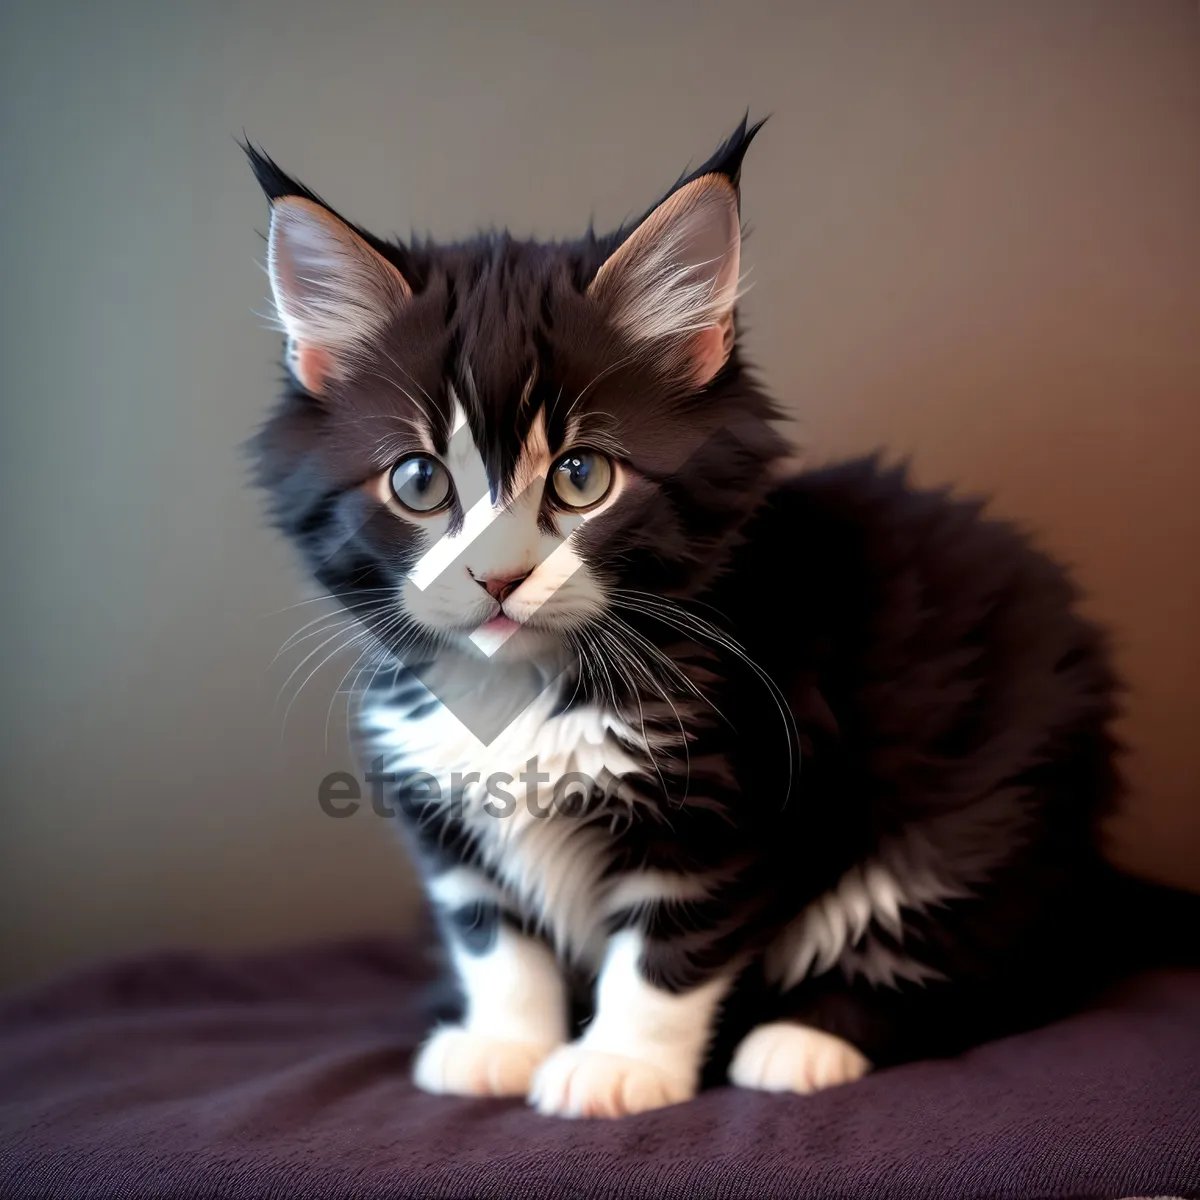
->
[325, 608, 415, 750]
[278, 624, 378, 738]
[610, 590, 801, 807]
[261, 588, 395, 618]
[273, 599, 391, 662]
[563, 354, 636, 423]
[589, 622, 689, 809]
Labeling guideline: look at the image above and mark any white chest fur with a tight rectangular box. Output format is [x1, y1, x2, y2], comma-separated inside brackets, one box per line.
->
[363, 673, 649, 962]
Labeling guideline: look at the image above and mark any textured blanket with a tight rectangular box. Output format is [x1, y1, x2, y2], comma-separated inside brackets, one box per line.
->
[1, 938, 1197, 1199]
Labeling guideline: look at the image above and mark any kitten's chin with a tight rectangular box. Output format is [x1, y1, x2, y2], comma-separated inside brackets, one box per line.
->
[432, 616, 564, 662]
[410, 606, 593, 663]
[467, 614, 525, 658]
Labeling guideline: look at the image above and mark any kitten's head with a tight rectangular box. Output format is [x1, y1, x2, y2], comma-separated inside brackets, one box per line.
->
[248, 118, 787, 664]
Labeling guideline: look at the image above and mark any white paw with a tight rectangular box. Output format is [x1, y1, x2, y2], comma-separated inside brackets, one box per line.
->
[729, 1022, 871, 1095]
[412, 1025, 559, 1097]
[528, 1044, 694, 1118]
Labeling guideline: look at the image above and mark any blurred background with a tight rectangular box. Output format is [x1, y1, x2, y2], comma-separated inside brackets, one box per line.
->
[2, 1, 1198, 987]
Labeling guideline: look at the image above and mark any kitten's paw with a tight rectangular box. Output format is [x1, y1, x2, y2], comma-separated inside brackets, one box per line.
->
[529, 1044, 693, 1118]
[412, 1025, 558, 1097]
[729, 1022, 871, 1095]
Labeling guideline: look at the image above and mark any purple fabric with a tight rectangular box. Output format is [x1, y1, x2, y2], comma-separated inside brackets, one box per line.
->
[0, 939, 1197, 1199]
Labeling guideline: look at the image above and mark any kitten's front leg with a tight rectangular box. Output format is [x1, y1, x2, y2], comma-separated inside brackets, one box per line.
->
[529, 931, 731, 1118]
[728, 975, 884, 1097]
[413, 870, 568, 1098]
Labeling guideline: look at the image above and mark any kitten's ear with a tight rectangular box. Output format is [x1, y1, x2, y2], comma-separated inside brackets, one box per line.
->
[244, 146, 411, 395]
[266, 196, 412, 395]
[588, 118, 763, 387]
[588, 174, 739, 387]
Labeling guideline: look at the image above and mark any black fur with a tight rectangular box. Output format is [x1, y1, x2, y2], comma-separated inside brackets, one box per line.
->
[246, 119, 1197, 1088]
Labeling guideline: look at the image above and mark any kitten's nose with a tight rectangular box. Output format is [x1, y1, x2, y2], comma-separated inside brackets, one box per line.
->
[471, 569, 532, 603]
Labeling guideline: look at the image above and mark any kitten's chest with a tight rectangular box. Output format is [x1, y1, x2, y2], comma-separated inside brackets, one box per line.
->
[362, 671, 649, 958]
[363, 673, 645, 797]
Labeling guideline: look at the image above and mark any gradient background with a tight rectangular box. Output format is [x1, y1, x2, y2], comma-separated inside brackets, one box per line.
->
[2, 2, 1198, 986]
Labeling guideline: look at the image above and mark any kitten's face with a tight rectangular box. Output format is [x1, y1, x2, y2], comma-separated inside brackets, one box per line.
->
[250, 121, 785, 666]
[365, 396, 628, 658]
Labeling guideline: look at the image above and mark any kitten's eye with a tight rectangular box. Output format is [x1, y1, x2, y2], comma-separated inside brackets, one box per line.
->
[390, 454, 453, 514]
[550, 449, 613, 511]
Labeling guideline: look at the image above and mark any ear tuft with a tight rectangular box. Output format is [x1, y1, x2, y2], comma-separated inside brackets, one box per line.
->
[241, 140, 322, 206]
[676, 113, 768, 193]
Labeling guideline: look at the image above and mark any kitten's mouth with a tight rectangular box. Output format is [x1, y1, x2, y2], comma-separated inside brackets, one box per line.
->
[479, 612, 521, 635]
[452, 605, 572, 660]
[468, 611, 523, 657]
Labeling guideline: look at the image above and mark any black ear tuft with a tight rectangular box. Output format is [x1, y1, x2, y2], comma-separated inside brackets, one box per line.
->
[239, 137, 326, 208]
[680, 113, 768, 193]
[239, 136, 420, 286]
[593, 114, 768, 281]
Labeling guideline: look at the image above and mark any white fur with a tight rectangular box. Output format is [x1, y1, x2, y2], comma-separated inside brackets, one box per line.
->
[409, 491, 495, 593]
[764, 859, 948, 988]
[366, 682, 649, 964]
[427, 867, 503, 912]
[766, 792, 1028, 989]
[529, 931, 730, 1118]
[407, 392, 495, 592]
[601, 870, 710, 916]
[413, 924, 568, 1097]
[450, 926, 568, 1044]
[729, 1022, 871, 1094]
[413, 1028, 556, 1098]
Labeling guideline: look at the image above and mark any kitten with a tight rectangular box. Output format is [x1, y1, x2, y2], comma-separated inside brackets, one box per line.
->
[245, 119, 1196, 1118]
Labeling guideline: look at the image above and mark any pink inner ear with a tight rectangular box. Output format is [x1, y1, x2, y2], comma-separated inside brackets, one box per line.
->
[587, 172, 742, 389]
[268, 196, 414, 398]
[688, 318, 735, 388]
[292, 344, 336, 395]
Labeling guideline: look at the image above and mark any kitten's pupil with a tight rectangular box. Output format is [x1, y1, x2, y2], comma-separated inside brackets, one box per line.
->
[552, 450, 612, 510]
[567, 457, 590, 489]
[391, 455, 451, 513]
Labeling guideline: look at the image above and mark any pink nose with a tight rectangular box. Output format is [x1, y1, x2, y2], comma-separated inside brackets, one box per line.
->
[472, 569, 532, 603]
